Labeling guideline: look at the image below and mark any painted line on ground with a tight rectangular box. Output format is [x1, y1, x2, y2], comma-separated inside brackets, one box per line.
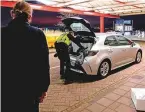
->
[50, 66, 60, 69]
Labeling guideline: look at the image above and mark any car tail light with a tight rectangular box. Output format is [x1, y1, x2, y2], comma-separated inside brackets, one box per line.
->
[88, 50, 99, 56]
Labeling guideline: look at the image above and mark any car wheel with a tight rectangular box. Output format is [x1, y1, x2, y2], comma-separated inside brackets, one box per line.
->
[98, 60, 110, 78]
[135, 51, 142, 63]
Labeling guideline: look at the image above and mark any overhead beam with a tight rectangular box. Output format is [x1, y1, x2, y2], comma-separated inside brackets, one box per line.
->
[120, 11, 145, 16]
[114, 0, 143, 9]
[108, 8, 145, 14]
[95, 2, 145, 10]
[0, 1, 119, 18]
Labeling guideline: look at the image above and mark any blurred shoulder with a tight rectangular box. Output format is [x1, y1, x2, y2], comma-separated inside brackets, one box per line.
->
[1, 26, 8, 31]
[1, 26, 9, 35]
[28, 25, 44, 34]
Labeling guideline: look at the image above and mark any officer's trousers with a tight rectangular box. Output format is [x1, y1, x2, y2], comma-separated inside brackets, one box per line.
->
[55, 42, 71, 79]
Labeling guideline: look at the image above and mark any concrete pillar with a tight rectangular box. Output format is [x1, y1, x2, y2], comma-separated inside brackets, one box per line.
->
[100, 16, 104, 33]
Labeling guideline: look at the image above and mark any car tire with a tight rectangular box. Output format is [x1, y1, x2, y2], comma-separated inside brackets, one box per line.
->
[98, 60, 110, 78]
[135, 51, 142, 63]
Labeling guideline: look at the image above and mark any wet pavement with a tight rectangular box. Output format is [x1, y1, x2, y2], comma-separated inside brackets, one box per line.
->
[40, 42, 145, 112]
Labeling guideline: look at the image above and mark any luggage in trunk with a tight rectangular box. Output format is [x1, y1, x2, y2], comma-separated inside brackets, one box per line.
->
[69, 38, 94, 66]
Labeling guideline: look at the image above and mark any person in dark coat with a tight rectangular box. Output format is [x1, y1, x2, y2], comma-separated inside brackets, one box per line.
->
[1, 1, 50, 112]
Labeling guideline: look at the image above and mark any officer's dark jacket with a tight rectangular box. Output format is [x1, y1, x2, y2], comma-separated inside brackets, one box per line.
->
[1, 17, 50, 100]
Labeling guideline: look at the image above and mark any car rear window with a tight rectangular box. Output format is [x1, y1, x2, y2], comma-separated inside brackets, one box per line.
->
[70, 23, 90, 32]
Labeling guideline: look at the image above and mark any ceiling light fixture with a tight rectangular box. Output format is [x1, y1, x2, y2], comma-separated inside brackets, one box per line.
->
[30, 5, 42, 9]
[35, 0, 57, 5]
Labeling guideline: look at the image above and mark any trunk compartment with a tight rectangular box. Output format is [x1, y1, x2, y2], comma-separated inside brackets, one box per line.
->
[69, 36, 95, 67]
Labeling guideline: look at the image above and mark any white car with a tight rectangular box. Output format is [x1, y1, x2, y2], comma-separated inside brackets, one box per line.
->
[62, 17, 142, 78]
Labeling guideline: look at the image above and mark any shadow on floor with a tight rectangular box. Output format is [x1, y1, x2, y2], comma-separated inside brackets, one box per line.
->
[65, 62, 135, 84]
[66, 72, 101, 84]
[110, 62, 134, 75]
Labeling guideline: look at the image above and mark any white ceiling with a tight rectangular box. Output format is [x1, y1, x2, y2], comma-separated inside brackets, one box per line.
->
[35, 0, 145, 16]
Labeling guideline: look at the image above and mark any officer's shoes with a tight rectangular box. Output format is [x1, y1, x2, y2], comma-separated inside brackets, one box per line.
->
[64, 80, 73, 85]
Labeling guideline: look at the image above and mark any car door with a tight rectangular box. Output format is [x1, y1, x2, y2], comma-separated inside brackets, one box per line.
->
[104, 36, 126, 69]
[115, 35, 135, 64]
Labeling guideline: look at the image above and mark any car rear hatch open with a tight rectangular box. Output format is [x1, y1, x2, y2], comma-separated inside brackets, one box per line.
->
[62, 17, 96, 68]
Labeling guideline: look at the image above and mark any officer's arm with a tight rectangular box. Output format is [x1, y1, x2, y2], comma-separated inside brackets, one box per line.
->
[67, 33, 75, 41]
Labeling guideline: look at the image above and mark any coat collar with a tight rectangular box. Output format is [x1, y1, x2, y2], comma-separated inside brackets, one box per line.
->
[8, 17, 30, 27]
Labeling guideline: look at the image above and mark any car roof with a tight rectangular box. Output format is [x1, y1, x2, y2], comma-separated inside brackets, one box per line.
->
[95, 32, 122, 37]
[94, 33, 123, 45]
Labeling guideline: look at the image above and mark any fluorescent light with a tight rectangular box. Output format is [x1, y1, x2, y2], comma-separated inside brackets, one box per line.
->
[69, 5, 91, 11]
[59, 9, 72, 12]
[56, 0, 88, 7]
[36, 0, 57, 5]
[30, 5, 42, 9]
[97, 10, 110, 14]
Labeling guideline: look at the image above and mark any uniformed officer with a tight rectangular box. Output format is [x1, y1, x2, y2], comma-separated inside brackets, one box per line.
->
[54, 30, 84, 81]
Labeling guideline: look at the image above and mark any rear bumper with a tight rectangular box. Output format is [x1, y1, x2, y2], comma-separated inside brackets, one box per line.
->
[70, 66, 85, 74]
[82, 57, 100, 75]
[70, 56, 100, 75]
[70, 57, 91, 74]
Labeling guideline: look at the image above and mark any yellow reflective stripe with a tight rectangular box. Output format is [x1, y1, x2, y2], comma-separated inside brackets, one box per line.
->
[57, 34, 65, 41]
[65, 36, 71, 45]
[57, 33, 67, 41]
[56, 33, 71, 46]
[61, 34, 67, 42]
